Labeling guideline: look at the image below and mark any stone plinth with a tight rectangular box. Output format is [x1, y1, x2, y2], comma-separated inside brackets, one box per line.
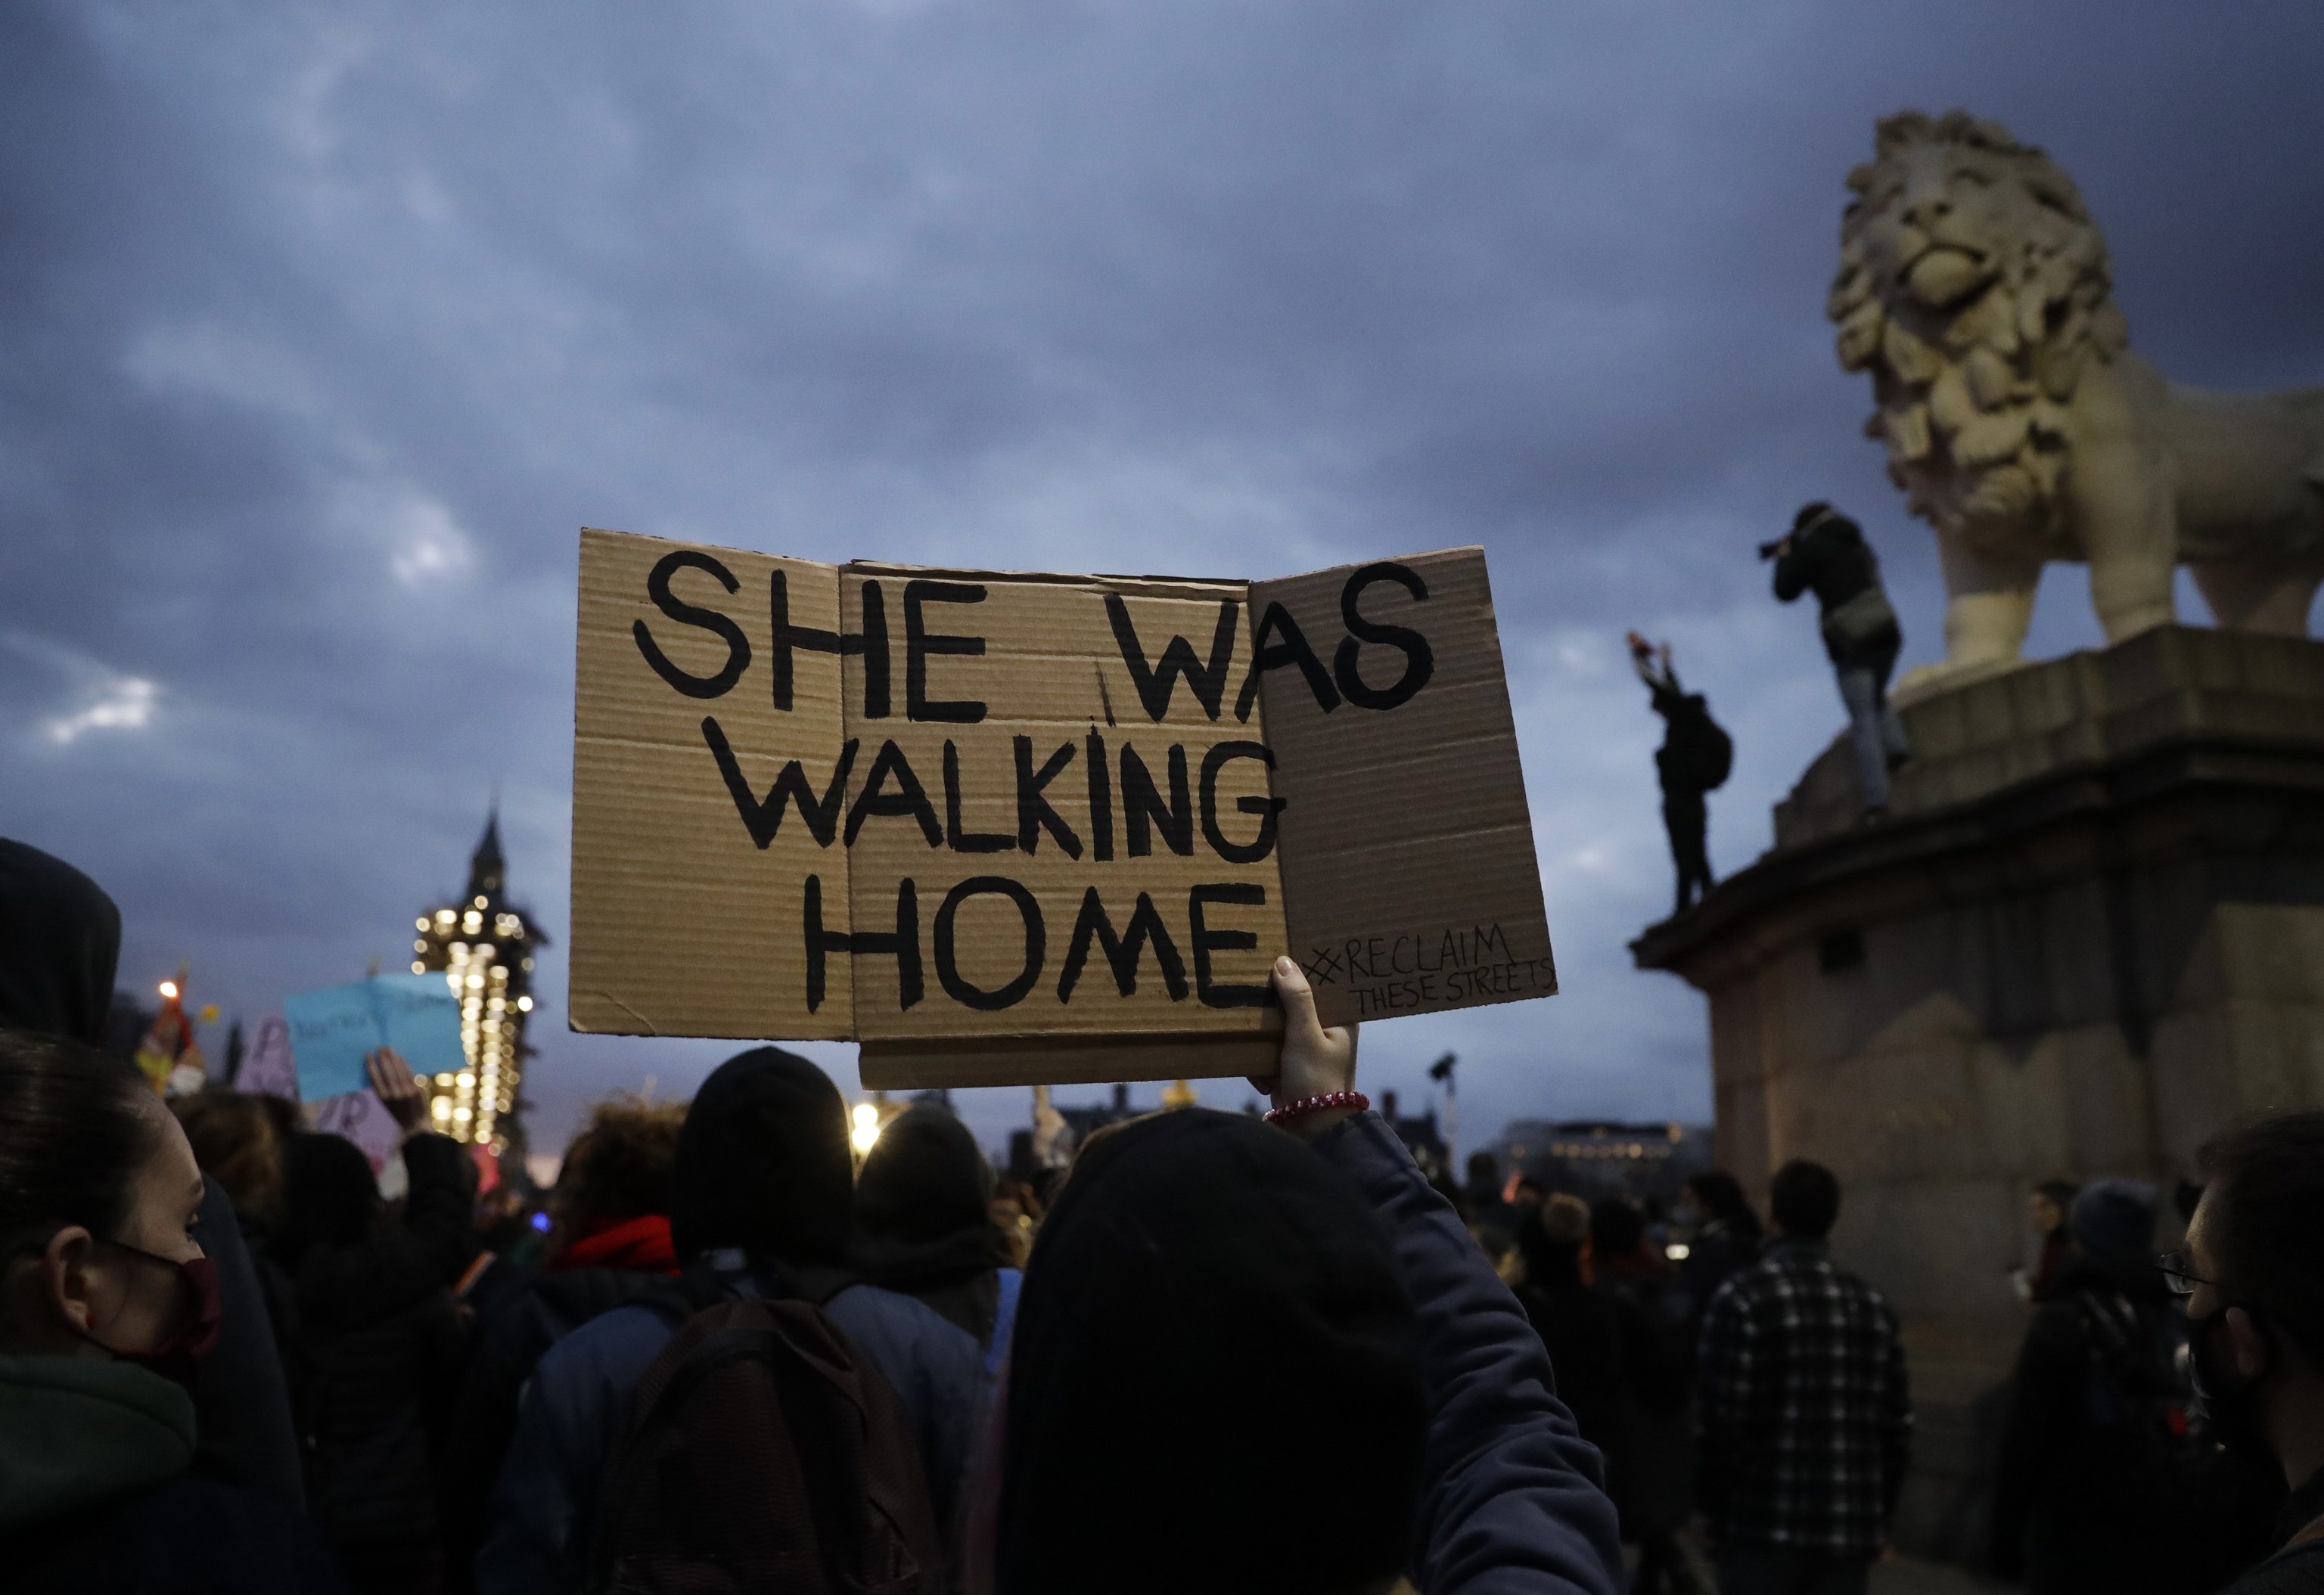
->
[1632, 625, 2324, 1564]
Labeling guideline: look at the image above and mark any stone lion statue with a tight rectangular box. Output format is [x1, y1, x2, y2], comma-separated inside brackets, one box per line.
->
[1831, 110, 2324, 672]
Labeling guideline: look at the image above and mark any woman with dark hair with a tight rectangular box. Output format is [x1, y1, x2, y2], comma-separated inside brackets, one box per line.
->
[0, 1025, 342, 1592]
[273, 1052, 481, 1595]
[2021, 1178, 2079, 1303]
[0, 837, 304, 1510]
[986, 960, 1622, 1595]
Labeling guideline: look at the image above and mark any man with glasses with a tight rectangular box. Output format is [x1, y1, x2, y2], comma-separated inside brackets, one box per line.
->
[2179, 1112, 2324, 1592]
[1988, 1180, 2270, 1593]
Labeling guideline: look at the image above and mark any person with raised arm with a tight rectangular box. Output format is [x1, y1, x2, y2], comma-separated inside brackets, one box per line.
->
[989, 957, 1621, 1595]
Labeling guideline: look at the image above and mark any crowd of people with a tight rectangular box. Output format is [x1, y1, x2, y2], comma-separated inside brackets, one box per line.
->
[6, 832, 2324, 1595]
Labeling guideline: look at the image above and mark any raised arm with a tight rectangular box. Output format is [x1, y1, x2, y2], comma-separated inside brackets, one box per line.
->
[1259, 960, 1623, 1595]
[295, 1049, 481, 1331]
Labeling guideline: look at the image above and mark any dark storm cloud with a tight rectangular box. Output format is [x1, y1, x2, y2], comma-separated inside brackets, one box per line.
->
[5, 0, 2320, 1153]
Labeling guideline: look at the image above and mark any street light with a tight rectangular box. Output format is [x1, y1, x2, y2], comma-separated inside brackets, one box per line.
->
[1428, 1052, 1458, 1171]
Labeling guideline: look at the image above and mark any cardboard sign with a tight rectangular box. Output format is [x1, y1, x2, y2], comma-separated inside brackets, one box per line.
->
[284, 973, 467, 1100]
[570, 529, 1555, 1087]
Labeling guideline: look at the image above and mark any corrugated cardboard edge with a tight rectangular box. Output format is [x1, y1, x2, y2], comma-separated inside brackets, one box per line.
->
[859, 1026, 1282, 1090]
[1258, 545, 1557, 1029]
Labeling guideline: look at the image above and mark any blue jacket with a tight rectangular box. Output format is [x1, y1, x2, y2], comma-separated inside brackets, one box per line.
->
[475, 1269, 982, 1595]
[1316, 1113, 1623, 1595]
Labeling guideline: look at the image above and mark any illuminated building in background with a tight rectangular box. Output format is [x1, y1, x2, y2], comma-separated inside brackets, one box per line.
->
[410, 811, 545, 1153]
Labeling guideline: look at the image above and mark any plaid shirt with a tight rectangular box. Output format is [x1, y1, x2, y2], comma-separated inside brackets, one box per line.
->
[1696, 1239, 1912, 1556]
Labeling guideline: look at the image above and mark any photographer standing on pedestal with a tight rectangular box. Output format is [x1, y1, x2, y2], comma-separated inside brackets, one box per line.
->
[1765, 504, 1911, 820]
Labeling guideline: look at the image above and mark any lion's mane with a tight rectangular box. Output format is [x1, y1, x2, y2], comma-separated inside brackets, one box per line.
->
[1829, 110, 2130, 557]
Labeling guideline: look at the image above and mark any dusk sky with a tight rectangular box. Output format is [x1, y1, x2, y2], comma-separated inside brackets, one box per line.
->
[7, 2, 2322, 1164]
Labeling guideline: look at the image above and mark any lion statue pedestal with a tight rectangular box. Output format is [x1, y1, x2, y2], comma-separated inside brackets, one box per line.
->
[1832, 110, 2324, 677]
[1633, 624, 2324, 1567]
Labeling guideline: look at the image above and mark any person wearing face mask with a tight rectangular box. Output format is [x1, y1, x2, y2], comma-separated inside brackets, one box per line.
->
[2180, 1113, 2324, 1593]
[0, 1025, 344, 1593]
[0, 837, 306, 1512]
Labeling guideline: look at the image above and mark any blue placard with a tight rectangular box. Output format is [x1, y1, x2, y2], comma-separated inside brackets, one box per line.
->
[283, 973, 466, 1102]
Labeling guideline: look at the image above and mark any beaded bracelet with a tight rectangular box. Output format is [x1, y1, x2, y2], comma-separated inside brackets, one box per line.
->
[1264, 1090, 1369, 1127]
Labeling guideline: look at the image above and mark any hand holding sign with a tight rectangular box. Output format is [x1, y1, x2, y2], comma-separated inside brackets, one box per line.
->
[366, 1048, 428, 1136]
[1250, 956, 1362, 1137]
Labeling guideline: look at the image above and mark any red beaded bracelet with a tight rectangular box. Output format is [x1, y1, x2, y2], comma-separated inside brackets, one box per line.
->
[1264, 1091, 1369, 1127]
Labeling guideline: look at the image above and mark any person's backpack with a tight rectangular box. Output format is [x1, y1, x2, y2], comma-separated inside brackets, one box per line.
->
[1658, 697, 1735, 792]
[2075, 1291, 2210, 1491]
[584, 1287, 942, 1595]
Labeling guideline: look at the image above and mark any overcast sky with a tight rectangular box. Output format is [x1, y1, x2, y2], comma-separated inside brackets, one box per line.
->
[7, 1, 2322, 1165]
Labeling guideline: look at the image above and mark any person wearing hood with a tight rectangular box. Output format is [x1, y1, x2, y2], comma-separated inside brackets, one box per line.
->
[438, 1094, 687, 1594]
[0, 836, 306, 1513]
[984, 957, 1622, 1595]
[0, 1024, 344, 1593]
[855, 1103, 1018, 1356]
[475, 1047, 983, 1595]
[1990, 1178, 2276, 1593]
[272, 1052, 480, 1595]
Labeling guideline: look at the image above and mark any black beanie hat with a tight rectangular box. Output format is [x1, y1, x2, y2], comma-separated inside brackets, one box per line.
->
[668, 1047, 853, 1268]
[2070, 1178, 2157, 1265]
[996, 1109, 1425, 1595]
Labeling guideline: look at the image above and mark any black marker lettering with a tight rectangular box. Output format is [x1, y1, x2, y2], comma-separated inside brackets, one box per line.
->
[905, 580, 986, 723]
[702, 719, 856, 848]
[1086, 731, 1114, 862]
[635, 550, 749, 699]
[1198, 740, 1282, 864]
[766, 572, 887, 715]
[1014, 737, 1083, 858]
[1120, 743, 1192, 858]
[943, 740, 1013, 854]
[1333, 562, 1434, 711]
[805, 874, 921, 1013]
[934, 877, 1043, 1011]
[1057, 888, 1188, 1003]
[1104, 594, 1240, 721]
[845, 740, 943, 848]
[1233, 600, 1339, 721]
[1189, 883, 1271, 1009]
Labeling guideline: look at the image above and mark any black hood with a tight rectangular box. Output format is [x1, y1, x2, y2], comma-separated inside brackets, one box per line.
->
[853, 1104, 996, 1292]
[275, 1132, 381, 1271]
[668, 1047, 853, 1268]
[0, 839, 122, 1047]
[997, 1109, 1425, 1595]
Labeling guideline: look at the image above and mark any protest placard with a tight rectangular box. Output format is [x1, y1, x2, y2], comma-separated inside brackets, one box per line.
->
[284, 973, 467, 1100]
[570, 529, 1555, 1087]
